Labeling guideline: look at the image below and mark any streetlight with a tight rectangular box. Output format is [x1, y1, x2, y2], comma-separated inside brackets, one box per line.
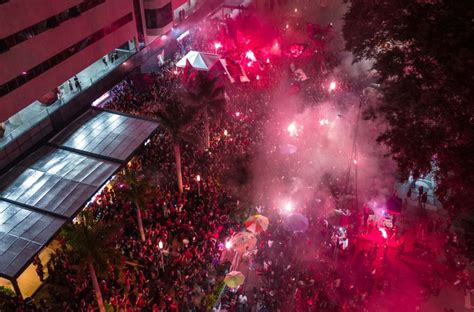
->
[196, 174, 201, 196]
[158, 240, 164, 270]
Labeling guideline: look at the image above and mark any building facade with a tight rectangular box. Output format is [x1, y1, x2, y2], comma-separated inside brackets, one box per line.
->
[0, 0, 197, 146]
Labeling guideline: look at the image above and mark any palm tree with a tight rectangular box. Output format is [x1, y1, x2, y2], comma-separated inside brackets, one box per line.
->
[185, 72, 226, 149]
[143, 93, 201, 193]
[62, 210, 120, 312]
[119, 164, 149, 242]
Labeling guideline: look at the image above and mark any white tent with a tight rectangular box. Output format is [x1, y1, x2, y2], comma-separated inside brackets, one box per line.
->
[176, 51, 221, 71]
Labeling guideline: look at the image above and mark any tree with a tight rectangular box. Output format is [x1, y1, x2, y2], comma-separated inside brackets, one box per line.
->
[62, 210, 120, 312]
[343, 0, 474, 212]
[143, 93, 201, 193]
[118, 164, 150, 242]
[185, 72, 226, 149]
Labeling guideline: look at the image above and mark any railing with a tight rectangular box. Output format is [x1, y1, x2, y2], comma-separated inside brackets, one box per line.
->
[0, 53, 133, 150]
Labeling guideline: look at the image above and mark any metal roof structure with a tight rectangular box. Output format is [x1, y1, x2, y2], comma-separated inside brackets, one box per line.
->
[0, 146, 120, 219]
[0, 200, 65, 279]
[0, 109, 159, 280]
[50, 109, 158, 162]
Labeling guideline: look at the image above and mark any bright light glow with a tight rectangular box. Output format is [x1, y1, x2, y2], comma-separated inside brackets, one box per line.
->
[329, 81, 337, 91]
[225, 241, 232, 249]
[22, 71, 27, 75]
[294, 8, 298, 13]
[235, 112, 241, 117]
[144, 139, 151, 146]
[214, 42, 222, 50]
[288, 121, 298, 137]
[353, 159, 358, 165]
[92, 91, 111, 107]
[266, 58, 270, 63]
[319, 118, 330, 126]
[224, 129, 228, 136]
[161, 35, 167, 40]
[286, 24, 289, 29]
[173, 70, 178, 75]
[283, 201, 294, 214]
[247, 61, 253, 67]
[196, 174, 201, 182]
[245, 50, 257, 62]
[256, 75, 260, 80]
[123, 62, 128, 66]
[378, 227, 388, 239]
[159, 241, 164, 249]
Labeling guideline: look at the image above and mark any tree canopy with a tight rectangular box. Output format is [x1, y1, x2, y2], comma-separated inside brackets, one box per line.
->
[186, 72, 226, 123]
[185, 72, 227, 148]
[343, 0, 474, 212]
[144, 92, 202, 144]
[62, 210, 121, 275]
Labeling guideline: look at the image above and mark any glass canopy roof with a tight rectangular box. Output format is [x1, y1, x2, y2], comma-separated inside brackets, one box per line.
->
[0, 109, 159, 279]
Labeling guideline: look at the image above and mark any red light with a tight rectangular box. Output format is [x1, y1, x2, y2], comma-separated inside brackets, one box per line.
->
[256, 75, 260, 80]
[266, 58, 270, 63]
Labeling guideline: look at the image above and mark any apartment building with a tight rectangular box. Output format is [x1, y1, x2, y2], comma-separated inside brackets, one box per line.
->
[0, 0, 197, 149]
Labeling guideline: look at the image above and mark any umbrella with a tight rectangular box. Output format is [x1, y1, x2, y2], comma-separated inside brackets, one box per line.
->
[224, 271, 245, 288]
[284, 213, 309, 232]
[229, 231, 257, 253]
[244, 215, 269, 234]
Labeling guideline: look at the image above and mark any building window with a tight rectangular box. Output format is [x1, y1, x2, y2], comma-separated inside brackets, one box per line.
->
[0, 0, 105, 53]
[144, 3, 172, 29]
[0, 13, 133, 97]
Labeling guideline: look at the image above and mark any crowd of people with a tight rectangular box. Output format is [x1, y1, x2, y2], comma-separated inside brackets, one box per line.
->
[4, 5, 472, 312]
[7, 12, 275, 311]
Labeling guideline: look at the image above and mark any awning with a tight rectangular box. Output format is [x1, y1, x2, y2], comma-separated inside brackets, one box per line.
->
[50, 109, 158, 162]
[0, 109, 159, 280]
[0, 146, 120, 219]
[0, 200, 65, 279]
